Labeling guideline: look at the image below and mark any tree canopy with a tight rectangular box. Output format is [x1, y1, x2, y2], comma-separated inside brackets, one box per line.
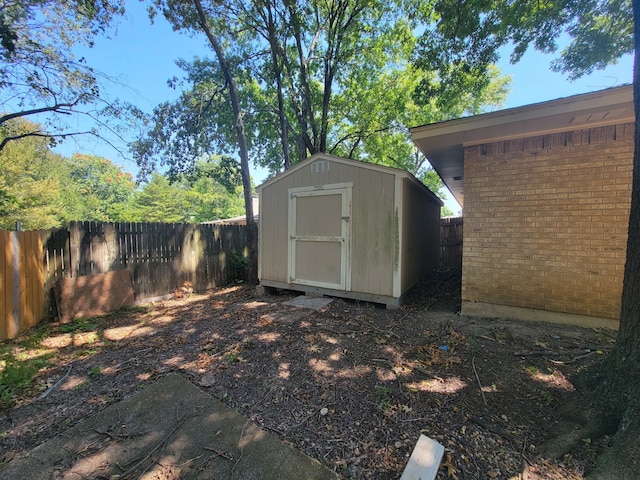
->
[0, 118, 243, 229]
[135, 0, 509, 193]
[413, 0, 633, 94]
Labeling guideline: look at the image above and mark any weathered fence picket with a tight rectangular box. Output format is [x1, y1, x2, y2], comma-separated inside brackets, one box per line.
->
[440, 217, 463, 267]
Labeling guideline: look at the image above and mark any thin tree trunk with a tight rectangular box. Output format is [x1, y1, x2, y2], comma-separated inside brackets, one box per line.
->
[266, 0, 291, 170]
[288, 1, 319, 156]
[192, 0, 258, 284]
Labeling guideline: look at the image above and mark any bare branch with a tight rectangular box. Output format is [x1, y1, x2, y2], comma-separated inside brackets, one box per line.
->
[0, 129, 92, 151]
[0, 96, 86, 125]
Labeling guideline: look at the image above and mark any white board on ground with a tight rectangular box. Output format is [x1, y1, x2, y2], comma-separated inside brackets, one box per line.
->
[399, 434, 445, 480]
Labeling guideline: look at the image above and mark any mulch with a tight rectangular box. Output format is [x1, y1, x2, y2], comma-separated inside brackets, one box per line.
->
[0, 269, 615, 479]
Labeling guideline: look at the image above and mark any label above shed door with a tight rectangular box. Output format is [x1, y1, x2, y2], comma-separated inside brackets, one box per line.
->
[310, 160, 329, 174]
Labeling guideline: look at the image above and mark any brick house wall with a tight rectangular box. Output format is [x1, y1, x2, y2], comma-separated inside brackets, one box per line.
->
[462, 122, 634, 321]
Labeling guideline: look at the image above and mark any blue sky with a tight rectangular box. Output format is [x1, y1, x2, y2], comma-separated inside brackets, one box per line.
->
[55, 2, 634, 212]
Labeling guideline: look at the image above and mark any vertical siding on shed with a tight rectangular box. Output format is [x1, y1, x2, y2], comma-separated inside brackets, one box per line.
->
[350, 167, 395, 297]
[400, 179, 441, 292]
[259, 159, 396, 296]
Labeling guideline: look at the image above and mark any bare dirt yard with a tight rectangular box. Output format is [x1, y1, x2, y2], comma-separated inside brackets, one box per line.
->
[0, 269, 617, 479]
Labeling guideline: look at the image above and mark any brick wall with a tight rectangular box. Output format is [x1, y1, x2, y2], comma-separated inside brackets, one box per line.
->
[462, 122, 634, 320]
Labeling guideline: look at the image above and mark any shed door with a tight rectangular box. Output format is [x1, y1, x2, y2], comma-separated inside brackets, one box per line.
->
[288, 185, 351, 291]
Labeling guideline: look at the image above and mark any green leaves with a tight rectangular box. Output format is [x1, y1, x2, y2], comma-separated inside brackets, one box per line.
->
[413, 0, 633, 86]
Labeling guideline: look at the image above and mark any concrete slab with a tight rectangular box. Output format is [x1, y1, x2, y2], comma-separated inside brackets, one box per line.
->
[0, 373, 339, 480]
[283, 296, 334, 311]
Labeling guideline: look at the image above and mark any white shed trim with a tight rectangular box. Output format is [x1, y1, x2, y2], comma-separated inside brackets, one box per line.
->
[392, 175, 403, 299]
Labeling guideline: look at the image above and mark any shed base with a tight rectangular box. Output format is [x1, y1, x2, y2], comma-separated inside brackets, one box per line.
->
[259, 280, 402, 310]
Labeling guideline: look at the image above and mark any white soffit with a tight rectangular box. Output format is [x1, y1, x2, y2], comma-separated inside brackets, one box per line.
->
[410, 85, 635, 207]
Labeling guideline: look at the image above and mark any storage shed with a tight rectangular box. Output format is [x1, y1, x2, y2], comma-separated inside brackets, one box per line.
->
[410, 85, 634, 329]
[257, 153, 443, 308]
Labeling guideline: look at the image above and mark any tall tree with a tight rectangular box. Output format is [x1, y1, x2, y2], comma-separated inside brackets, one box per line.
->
[0, 0, 127, 151]
[127, 173, 191, 223]
[136, 0, 508, 200]
[143, 0, 258, 283]
[413, 1, 637, 477]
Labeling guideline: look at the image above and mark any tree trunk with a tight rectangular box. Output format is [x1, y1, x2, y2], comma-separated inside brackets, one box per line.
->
[193, 0, 258, 284]
[265, 0, 291, 170]
[540, 3, 640, 478]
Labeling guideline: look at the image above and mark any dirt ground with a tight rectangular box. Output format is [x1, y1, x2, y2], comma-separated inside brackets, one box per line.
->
[0, 269, 617, 479]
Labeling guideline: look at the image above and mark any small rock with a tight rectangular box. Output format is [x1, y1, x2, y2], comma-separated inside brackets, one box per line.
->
[487, 469, 501, 478]
[394, 441, 403, 448]
[199, 372, 216, 387]
[320, 407, 329, 416]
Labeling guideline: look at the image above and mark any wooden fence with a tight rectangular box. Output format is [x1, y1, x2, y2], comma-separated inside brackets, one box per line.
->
[1, 231, 46, 340]
[1, 221, 250, 340]
[440, 217, 463, 267]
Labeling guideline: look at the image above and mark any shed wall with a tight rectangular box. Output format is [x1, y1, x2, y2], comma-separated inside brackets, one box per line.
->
[259, 159, 396, 297]
[401, 178, 441, 292]
[462, 123, 633, 322]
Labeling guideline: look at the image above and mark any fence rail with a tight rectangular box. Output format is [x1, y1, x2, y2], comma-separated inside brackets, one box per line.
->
[1, 221, 249, 340]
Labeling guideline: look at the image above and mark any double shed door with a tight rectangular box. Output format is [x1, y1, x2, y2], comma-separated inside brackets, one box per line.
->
[288, 183, 352, 291]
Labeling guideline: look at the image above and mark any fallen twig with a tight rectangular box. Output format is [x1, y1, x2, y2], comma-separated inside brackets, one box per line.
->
[472, 357, 487, 405]
[93, 428, 148, 441]
[477, 335, 496, 342]
[204, 447, 233, 460]
[548, 350, 599, 365]
[366, 322, 400, 339]
[231, 419, 250, 476]
[470, 416, 519, 446]
[38, 365, 72, 400]
[288, 403, 336, 431]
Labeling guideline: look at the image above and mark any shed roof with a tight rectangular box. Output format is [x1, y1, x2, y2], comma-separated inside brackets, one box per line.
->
[257, 152, 443, 206]
[410, 85, 635, 207]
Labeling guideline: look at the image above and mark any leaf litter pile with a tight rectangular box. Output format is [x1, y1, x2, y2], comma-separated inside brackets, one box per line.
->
[0, 269, 616, 479]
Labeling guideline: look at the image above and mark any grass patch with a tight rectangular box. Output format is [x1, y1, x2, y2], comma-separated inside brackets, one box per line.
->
[0, 305, 149, 410]
[0, 350, 54, 409]
[58, 306, 150, 334]
[59, 317, 100, 334]
[18, 322, 52, 348]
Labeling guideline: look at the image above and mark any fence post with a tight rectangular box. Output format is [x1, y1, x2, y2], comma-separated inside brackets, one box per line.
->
[10, 229, 20, 338]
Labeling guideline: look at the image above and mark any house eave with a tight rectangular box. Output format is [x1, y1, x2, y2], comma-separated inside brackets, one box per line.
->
[410, 85, 635, 208]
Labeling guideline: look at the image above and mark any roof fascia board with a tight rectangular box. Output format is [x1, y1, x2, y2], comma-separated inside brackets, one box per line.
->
[410, 85, 634, 144]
